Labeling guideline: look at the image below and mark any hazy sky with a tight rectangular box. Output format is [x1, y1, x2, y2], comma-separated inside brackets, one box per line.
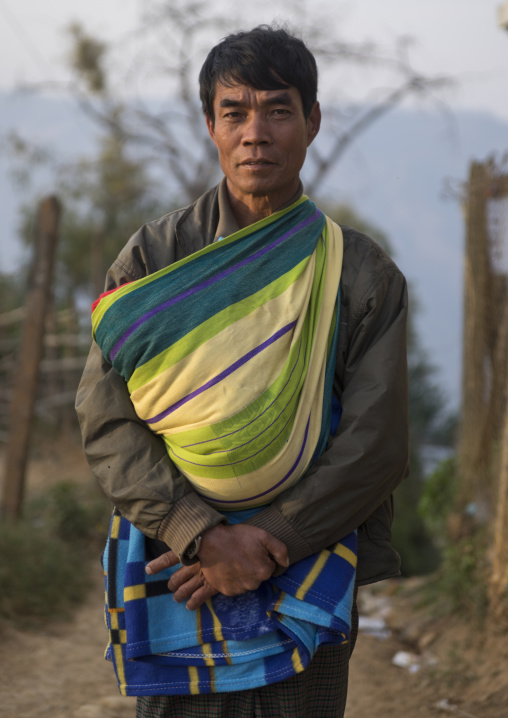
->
[1, 0, 507, 119]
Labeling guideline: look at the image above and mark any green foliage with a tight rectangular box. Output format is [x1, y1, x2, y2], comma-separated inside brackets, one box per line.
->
[422, 533, 489, 618]
[0, 271, 27, 313]
[68, 23, 107, 94]
[0, 483, 111, 624]
[438, 534, 489, 616]
[419, 457, 457, 537]
[419, 458, 489, 616]
[0, 520, 89, 623]
[392, 448, 441, 576]
[15, 134, 169, 305]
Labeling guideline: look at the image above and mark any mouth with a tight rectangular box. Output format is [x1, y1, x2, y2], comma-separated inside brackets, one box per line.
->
[240, 159, 275, 168]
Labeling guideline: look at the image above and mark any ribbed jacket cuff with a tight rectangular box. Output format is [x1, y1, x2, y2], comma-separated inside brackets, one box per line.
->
[243, 505, 313, 568]
[157, 493, 226, 560]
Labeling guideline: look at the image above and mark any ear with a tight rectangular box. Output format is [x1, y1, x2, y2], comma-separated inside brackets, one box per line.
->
[306, 101, 321, 147]
[206, 114, 218, 147]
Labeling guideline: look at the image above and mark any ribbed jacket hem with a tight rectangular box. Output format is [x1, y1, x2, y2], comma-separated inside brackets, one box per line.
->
[243, 505, 313, 570]
[157, 493, 226, 561]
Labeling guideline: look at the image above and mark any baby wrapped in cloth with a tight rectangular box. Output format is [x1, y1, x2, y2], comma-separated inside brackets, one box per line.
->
[92, 197, 357, 696]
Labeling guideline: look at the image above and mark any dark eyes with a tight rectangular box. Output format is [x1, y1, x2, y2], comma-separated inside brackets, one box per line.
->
[223, 108, 290, 119]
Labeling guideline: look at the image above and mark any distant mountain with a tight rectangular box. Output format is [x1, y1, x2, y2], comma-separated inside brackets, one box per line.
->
[1, 90, 507, 410]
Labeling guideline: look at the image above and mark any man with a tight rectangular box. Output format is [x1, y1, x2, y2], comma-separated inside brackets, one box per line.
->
[77, 24, 408, 718]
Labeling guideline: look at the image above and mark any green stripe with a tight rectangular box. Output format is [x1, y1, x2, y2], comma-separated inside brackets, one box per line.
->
[163, 309, 308, 451]
[167, 360, 302, 474]
[161, 320, 312, 480]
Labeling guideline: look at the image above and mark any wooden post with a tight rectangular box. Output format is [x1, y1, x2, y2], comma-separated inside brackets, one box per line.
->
[490, 313, 508, 619]
[1, 196, 61, 519]
[458, 162, 493, 517]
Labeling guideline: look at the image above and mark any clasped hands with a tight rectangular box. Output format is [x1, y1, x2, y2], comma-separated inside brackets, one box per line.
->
[145, 523, 289, 610]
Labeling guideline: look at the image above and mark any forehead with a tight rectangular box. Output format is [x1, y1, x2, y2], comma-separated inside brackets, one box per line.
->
[213, 82, 303, 109]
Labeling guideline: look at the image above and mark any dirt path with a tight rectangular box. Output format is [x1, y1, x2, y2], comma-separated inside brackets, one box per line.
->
[0, 573, 422, 718]
[1, 570, 503, 718]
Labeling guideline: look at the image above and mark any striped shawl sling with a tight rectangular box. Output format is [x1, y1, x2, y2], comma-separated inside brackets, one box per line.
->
[92, 197, 344, 508]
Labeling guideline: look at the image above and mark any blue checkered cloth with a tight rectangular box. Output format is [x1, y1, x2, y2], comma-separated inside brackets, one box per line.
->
[103, 510, 356, 696]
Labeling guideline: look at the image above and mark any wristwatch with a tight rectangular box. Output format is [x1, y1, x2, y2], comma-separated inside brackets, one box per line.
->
[182, 535, 202, 564]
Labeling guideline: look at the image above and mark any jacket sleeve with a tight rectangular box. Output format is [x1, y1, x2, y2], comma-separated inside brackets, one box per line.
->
[243, 244, 409, 564]
[75, 249, 226, 557]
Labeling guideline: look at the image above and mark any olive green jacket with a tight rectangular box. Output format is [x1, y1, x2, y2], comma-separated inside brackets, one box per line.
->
[76, 184, 409, 585]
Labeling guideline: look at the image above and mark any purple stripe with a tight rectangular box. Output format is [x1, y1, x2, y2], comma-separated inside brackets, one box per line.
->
[146, 320, 297, 424]
[109, 209, 321, 362]
[197, 418, 311, 505]
[182, 336, 303, 449]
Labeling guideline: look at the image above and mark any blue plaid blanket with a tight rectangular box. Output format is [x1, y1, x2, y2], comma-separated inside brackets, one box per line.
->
[103, 510, 357, 696]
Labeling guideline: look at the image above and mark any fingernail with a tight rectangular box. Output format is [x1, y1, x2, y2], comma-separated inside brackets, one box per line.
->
[145, 566, 153, 575]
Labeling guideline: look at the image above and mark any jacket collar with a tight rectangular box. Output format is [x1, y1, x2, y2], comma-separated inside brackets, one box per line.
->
[174, 178, 305, 259]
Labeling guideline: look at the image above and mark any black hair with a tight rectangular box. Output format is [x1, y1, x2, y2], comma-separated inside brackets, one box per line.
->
[199, 25, 318, 122]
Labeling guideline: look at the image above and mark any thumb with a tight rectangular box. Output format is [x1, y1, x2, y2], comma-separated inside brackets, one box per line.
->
[264, 536, 289, 567]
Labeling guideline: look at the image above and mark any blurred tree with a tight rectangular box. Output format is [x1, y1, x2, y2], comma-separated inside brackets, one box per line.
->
[12, 133, 168, 306]
[64, 0, 450, 202]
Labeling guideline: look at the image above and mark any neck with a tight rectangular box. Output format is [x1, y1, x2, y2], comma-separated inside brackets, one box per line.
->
[226, 182, 300, 229]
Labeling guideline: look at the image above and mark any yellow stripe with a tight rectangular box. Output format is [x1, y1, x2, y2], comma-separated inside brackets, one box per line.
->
[291, 647, 305, 673]
[113, 644, 127, 695]
[110, 612, 120, 630]
[201, 642, 215, 667]
[273, 593, 284, 613]
[295, 550, 328, 601]
[222, 640, 232, 666]
[118, 629, 127, 643]
[188, 666, 200, 695]
[110, 513, 121, 538]
[124, 584, 146, 601]
[206, 599, 224, 641]
[333, 542, 358, 568]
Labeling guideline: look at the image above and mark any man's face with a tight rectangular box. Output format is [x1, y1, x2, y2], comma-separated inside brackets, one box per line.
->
[206, 82, 321, 210]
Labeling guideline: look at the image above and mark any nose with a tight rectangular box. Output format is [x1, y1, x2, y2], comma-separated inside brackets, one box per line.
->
[242, 113, 271, 146]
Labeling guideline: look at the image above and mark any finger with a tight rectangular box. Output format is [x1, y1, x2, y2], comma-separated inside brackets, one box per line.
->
[145, 550, 180, 575]
[185, 584, 218, 611]
[172, 574, 206, 603]
[264, 536, 289, 568]
[167, 563, 200, 591]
